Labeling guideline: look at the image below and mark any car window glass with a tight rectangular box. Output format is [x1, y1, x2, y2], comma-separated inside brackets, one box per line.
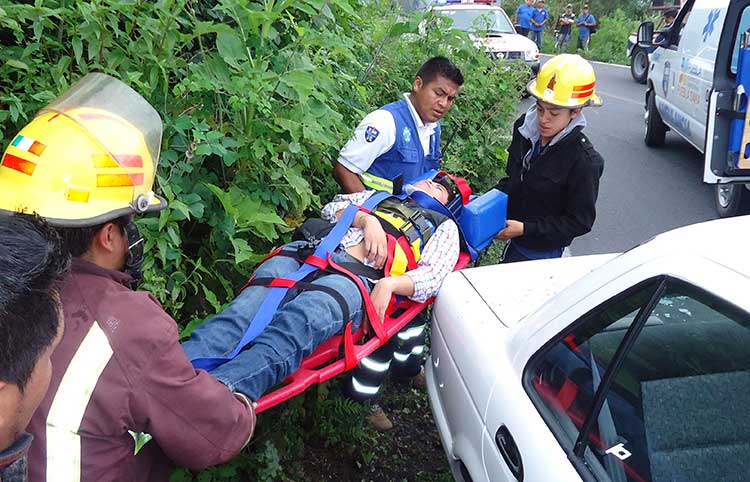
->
[673, 9, 691, 48]
[436, 9, 514, 33]
[589, 281, 750, 482]
[530, 278, 750, 482]
[529, 281, 658, 450]
[730, 6, 750, 74]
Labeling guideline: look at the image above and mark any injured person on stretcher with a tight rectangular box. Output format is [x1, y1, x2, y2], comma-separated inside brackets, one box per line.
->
[182, 173, 464, 402]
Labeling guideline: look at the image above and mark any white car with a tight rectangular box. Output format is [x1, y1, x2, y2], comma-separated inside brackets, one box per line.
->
[432, 4, 540, 75]
[426, 215, 750, 482]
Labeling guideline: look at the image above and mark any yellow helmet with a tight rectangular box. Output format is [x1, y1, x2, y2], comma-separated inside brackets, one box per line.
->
[0, 73, 167, 227]
[526, 54, 602, 108]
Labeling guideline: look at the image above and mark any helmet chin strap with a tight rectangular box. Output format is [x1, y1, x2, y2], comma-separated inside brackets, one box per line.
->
[122, 221, 145, 285]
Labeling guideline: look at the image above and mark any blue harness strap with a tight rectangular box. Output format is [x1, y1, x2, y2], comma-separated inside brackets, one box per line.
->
[191, 191, 392, 371]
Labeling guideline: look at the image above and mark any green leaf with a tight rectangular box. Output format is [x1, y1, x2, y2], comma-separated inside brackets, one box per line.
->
[72, 37, 83, 65]
[216, 31, 246, 68]
[5, 59, 28, 70]
[231, 237, 255, 264]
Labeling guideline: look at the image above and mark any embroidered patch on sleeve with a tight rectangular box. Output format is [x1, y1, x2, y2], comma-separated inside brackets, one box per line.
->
[364, 126, 380, 143]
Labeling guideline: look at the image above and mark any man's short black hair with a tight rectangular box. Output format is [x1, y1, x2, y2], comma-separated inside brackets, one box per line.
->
[55, 215, 130, 258]
[0, 214, 69, 390]
[664, 8, 678, 19]
[416, 57, 464, 87]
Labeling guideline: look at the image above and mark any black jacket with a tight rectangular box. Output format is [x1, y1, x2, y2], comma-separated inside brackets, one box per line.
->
[497, 114, 604, 251]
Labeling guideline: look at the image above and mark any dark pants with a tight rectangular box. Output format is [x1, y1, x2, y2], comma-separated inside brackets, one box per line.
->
[501, 241, 564, 263]
[516, 27, 530, 36]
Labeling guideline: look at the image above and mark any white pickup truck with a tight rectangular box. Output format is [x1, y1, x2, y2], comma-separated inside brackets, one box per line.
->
[639, 0, 750, 217]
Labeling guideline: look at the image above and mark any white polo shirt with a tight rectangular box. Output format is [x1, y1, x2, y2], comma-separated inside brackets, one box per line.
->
[337, 93, 438, 175]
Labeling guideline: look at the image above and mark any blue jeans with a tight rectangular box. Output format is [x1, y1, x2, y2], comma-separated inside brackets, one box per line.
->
[182, 241, 368, 401]
[530, 29, 543, 50]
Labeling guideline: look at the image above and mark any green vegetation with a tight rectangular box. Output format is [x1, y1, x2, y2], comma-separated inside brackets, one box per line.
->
[1, 0, 528, 479]
[536, 0, 654, 64]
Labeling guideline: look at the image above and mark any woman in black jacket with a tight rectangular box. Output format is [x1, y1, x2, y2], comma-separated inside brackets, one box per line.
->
[496, 54, 604, 262]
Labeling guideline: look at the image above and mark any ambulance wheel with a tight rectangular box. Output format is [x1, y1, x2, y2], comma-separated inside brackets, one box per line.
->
[715, 183, 750, 218]
[630, 48, 648, 84]
[644, 91, 666, 147]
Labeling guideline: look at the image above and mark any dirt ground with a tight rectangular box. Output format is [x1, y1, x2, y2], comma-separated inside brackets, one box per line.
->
[295, 381, 453, 482]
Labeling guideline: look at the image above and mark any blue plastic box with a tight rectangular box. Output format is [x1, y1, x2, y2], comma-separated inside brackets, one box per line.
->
[459, 189, 507, 251]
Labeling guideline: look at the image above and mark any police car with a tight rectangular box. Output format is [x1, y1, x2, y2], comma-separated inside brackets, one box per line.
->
[639, 0, 750, 217]
[432, 3, 540, 74]
[426, 215, 750, 482]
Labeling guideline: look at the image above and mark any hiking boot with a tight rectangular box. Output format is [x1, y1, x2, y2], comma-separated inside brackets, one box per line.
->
[368, 404, 393, 432]
[411, 366, 426, 390]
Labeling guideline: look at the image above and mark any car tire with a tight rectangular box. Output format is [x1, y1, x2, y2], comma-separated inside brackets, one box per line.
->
[644, 91, 667, 147]
[714, 183, 750, 218]
[630, 47, 649, 84]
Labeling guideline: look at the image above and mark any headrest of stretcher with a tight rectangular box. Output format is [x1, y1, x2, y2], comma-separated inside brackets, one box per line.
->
[458, 189, 507, 252]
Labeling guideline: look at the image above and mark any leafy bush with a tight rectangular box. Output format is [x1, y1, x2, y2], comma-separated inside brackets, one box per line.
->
[1, 0, 524, 479]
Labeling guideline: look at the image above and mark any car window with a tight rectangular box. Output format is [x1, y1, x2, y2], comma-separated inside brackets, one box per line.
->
[435, 9, 514, 34]
[730, 6, 750, 74]
[528, 278, 750, 482]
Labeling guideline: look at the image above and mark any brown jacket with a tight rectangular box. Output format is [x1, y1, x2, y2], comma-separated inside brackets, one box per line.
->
[27, 259, 254, 482]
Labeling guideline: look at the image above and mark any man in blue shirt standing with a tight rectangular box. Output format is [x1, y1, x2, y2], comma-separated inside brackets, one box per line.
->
[529, 0, 549, 50]
[514, 0, 534, 37]
[576, 4, 596, 50]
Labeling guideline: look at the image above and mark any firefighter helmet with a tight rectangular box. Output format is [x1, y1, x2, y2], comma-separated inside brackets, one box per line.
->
[0, 73, 167, 227]
[526, 54, 602, 108]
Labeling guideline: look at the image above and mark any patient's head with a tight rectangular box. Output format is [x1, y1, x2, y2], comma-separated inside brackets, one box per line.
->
[412, 173, 465, 206]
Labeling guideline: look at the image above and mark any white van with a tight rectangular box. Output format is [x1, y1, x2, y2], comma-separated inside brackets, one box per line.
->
[639, 0, 750, 216]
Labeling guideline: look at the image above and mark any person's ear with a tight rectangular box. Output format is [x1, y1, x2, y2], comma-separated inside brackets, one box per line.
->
[92, 222, 122, 255]
[413, 76, 424, 94]
[570, 108, 582, 120]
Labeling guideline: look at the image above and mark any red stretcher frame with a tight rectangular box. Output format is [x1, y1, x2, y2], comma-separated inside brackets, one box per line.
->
[255, 251, 472, 413]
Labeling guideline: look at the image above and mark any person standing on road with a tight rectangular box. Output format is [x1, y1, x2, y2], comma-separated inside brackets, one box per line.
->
[0, 74, 256, 482]
[529, 0, 549, 51]
[514, 0, 535, 37]
[576, 4, 596, 50]
[555, 4, 576, 51]
[495, 54, 604, 263]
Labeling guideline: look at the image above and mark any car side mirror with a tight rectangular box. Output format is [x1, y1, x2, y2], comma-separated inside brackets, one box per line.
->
[638, 21, 654, 48]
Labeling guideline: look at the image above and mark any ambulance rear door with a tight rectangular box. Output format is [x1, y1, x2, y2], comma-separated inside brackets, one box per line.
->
[705, 0, 750, 184]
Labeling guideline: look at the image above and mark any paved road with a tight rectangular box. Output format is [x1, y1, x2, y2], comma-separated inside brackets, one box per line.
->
[519, 58, 718, 255]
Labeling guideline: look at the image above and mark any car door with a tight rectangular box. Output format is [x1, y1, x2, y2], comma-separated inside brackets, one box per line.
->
[499, 273, 750, 482]
[652, 0, 698, 146]
[704, 0, 750, 184]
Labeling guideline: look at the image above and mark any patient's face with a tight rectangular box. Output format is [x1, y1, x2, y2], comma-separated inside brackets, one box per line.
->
[412, 179, 450, 204]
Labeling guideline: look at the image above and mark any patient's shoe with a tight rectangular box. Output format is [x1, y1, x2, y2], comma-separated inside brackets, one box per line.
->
[411, 366, 426, 390]
[368, 404, 393, 432]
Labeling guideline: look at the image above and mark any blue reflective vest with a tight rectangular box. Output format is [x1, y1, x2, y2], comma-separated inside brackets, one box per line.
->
[364, 99, 442, 188]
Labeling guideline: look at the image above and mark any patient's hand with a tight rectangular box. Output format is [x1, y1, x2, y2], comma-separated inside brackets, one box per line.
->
[361, 215, 387, 269]
[370, 277, 395, 321]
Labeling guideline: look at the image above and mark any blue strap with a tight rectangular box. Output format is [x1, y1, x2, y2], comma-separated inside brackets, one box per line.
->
[191, 191, 392, 371]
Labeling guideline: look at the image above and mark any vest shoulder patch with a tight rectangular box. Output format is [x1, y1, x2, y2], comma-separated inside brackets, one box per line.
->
[364, 126, 379, 143]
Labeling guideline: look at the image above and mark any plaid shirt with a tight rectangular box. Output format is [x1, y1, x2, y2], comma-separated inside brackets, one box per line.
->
[321, 191, 460, 302]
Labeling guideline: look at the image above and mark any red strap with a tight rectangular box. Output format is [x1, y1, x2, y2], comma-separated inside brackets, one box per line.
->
[327, 254, 387, 341]
[396, 236, 418, 271]
[439, 171, 472, 205]
[343, 321, 357, 370]
[269, 278, 297, 288]
[383, 234, 397, 278]
[304, 255, 327, 269]
[357, 206, 372, 215]
[239, 274, 256, 293]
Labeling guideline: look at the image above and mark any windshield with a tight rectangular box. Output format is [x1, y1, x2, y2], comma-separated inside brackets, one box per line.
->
[436, 8, 515, 34]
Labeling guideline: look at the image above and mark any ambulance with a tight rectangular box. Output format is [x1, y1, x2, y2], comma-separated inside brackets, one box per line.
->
[639, 0, 750, 217]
